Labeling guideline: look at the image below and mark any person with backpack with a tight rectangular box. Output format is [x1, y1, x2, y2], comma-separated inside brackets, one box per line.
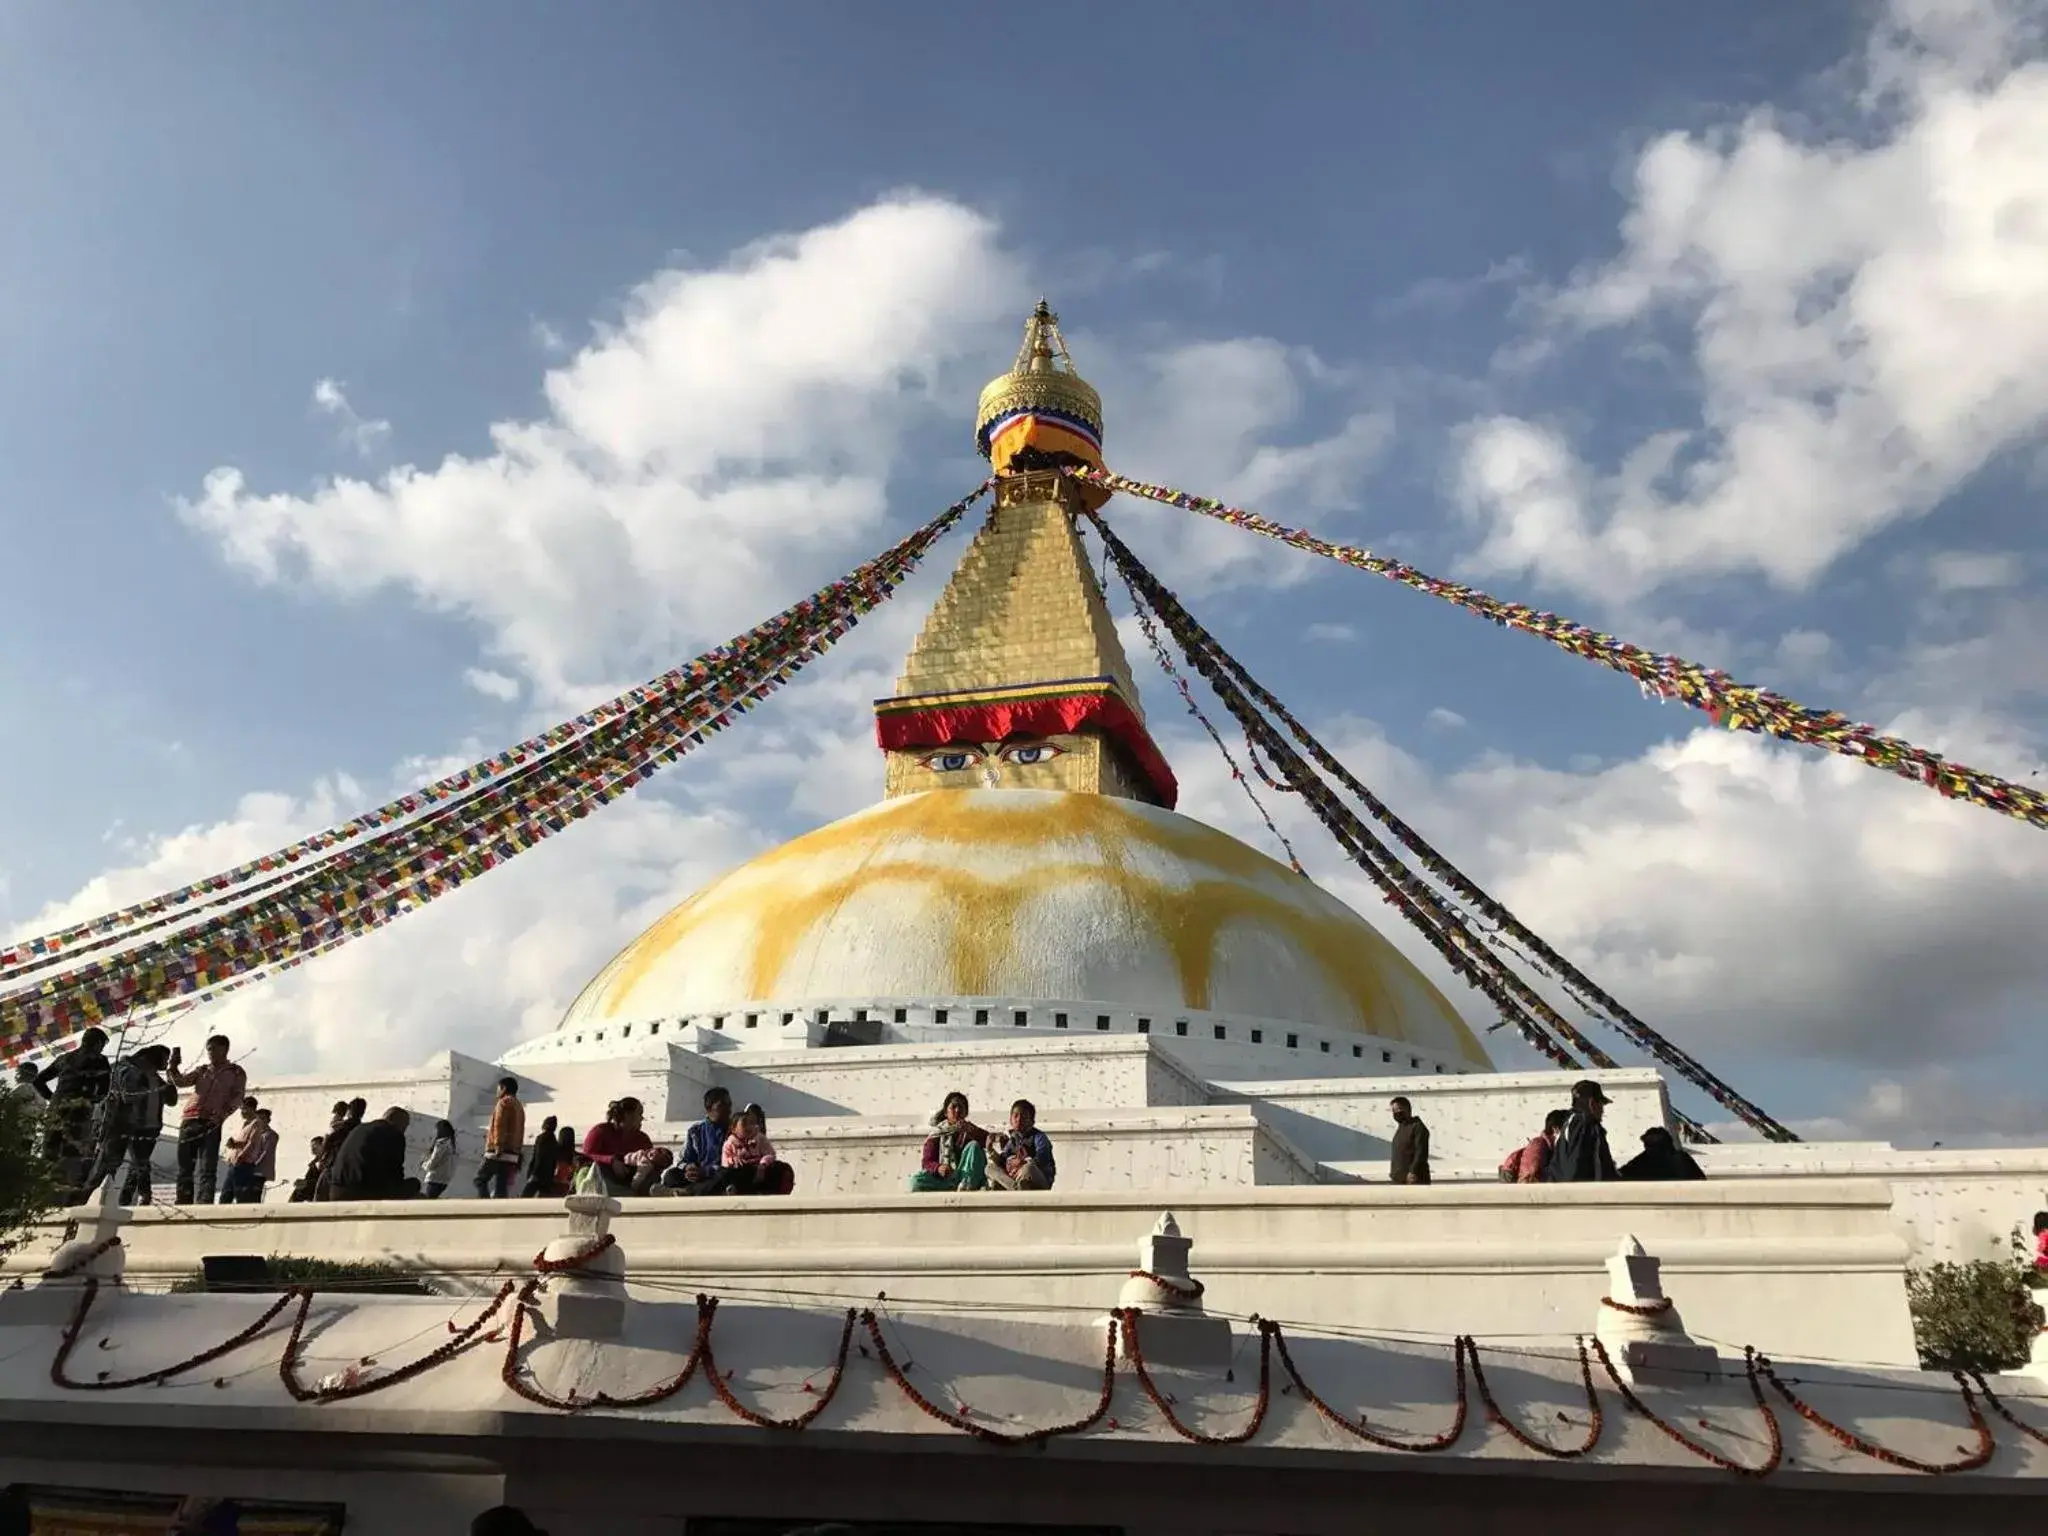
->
[1546, 1080, 1619, 1183]
[1499, 1108, 1569, 1183]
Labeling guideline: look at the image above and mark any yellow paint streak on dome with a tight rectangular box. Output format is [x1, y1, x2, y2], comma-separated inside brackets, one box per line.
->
[602, 792, 1487, 1064]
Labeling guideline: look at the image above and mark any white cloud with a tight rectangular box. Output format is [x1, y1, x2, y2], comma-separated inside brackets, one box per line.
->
[190, 197, 1025, 703]
[1303, 621, 1358, 643]
[462, 667, 521, 703]
[1457, 0, 2048, 599]
[529, 318, 567, 354]
[1085, 334, 1395, 592]
[311, 378, 392, 458]
[12, 775, 766, 1075]
[1424, 706, 1467, 730]
[1167, 703, 2048, 1114]
[1927, 549, 2024, 591]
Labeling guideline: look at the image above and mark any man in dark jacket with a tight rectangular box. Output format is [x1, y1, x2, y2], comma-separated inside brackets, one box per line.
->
[1388, 1096, 1431, 1185]
[327, 1107, 420, 1200]
[35, 1026, 112, 1196]
[1620, 1125, 1707, 1181]
[83, 1045, 177, 1205]
[1547, 1080, 1619, 1182]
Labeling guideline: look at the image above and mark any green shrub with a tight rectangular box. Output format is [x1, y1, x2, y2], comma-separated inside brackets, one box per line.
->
[0, 1089, 62, 1261]
[1907, 1237, 2043, 1372]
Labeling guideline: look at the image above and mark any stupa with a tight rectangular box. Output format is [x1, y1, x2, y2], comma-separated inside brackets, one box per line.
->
[7, 304, 2048, 1530]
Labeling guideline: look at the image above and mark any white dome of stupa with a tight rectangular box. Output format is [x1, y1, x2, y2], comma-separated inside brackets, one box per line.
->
[559, 788, 1488, 1067]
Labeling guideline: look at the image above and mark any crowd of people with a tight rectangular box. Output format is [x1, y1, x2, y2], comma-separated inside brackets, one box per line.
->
[1380, 1078, 1709, 1186]
[9, 1037, 1708, 1209]
[6, 1028, 270, 1208]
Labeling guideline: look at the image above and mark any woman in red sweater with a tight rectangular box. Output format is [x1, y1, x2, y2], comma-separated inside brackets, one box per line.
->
[581, 1098, 672, 1196]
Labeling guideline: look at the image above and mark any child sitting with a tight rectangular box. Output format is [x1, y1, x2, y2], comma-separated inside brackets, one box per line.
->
[719, 1104, 781, 1195]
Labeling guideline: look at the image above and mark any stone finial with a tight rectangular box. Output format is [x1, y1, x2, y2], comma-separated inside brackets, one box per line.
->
[1593, 1234, 1717, 1385]
[1606, 1234, 1666, 1304]
[39, 1179, 130, 1287]
[537, 1193, 627, 1339]
[1119, 1212, 1203, 1315]
[1110, 1212, 1232, 1372]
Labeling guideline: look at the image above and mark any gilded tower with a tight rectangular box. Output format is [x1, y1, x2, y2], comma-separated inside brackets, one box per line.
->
[874, 303, 1178, 806]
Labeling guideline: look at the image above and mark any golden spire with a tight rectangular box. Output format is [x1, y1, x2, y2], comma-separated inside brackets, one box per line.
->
[871, 302, 1175, 807]
[974, 300, 1105, 473]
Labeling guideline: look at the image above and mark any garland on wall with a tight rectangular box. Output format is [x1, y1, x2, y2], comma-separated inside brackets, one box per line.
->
[0, 486, 988, 1055]
[33, 1240, 2027, 1480]
[1065, 465, 2048, 835]
[1089, 513, 1784, 1140]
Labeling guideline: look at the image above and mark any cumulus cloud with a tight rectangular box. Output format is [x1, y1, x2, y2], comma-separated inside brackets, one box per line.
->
[461, 667, 521, 703]
[310, 378, 391, 457]
[1456, 0, 2048, 599]
[12, 774, 767, 1074]
[186, 197, 1377, 706]
[1162, 698, 2048, 1131]
[1096, 335, 1395, 592]
[189, 197, 1024, 703]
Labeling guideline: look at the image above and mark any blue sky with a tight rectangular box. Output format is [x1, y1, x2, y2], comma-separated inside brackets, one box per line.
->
[4, 0, 2046, 1141]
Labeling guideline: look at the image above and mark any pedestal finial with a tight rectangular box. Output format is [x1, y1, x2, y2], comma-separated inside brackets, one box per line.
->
[38, 1179, 131, 1287]
[1594, 1235, 1718, 1384]
[537, 1193, 627, 1339]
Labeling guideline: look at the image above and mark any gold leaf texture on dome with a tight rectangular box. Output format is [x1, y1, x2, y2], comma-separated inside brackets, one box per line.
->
[559, 788, 1491, 1069]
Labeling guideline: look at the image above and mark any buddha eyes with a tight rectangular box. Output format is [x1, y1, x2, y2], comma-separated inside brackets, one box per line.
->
[915, 741, 1066, 773]
[1003, 742, 1063, 765]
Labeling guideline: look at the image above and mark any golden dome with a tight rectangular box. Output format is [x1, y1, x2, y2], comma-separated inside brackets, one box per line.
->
[561, 789, 1491, 1068]
[974, 300, 1104, 460]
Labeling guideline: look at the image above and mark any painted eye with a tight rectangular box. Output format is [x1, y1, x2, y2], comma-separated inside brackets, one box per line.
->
[919, 748, 982, 773]
[1001, 741, 1065, 766]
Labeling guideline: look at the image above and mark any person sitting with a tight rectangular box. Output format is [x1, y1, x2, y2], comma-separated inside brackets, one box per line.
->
[718, 1104, 783, 1195]
[327, 1107, 421, 1200]
[2032, 1212, 2048, 1273]
[580, 1097, 672, 1196]
[289, 1135, 326, 1202]
[984, 1099, 1055, 1191]
[1619, 1125, 1707, 1181]
[910, 1092, 986, 1192]
[663, 1086, 733, 1195]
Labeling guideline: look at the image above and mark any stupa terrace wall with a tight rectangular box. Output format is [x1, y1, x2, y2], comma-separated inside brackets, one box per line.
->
[8, 1179, 1918, 1368]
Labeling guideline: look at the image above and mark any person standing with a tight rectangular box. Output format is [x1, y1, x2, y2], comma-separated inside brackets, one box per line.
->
[520, 1115, 560, 1197]
[329, 1107, 420, 1200]
[168, 1034, 247, 1204]
[35, 1026, 112, 1201]
[1388, 1096, 1431, 1185]
[1546, 1080, 1620, 1183]
[421, 1119, 458, 1197]
[83, 1045, 177, 1205]
[218, 1097, 262, 1202]
[1501, 1109, 1570, 1183]
[472, 1077, 525, 1199]
[222, 1107, 278, 1204]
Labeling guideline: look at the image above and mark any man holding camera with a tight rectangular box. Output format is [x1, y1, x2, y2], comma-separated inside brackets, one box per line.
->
[168, 1034, 247, 1205]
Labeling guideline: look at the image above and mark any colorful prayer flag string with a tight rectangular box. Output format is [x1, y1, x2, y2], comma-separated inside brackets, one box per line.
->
[1067, 465, 2048, 835]
[0, 484, 989, 980]
[0, 487, 987, 1053]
